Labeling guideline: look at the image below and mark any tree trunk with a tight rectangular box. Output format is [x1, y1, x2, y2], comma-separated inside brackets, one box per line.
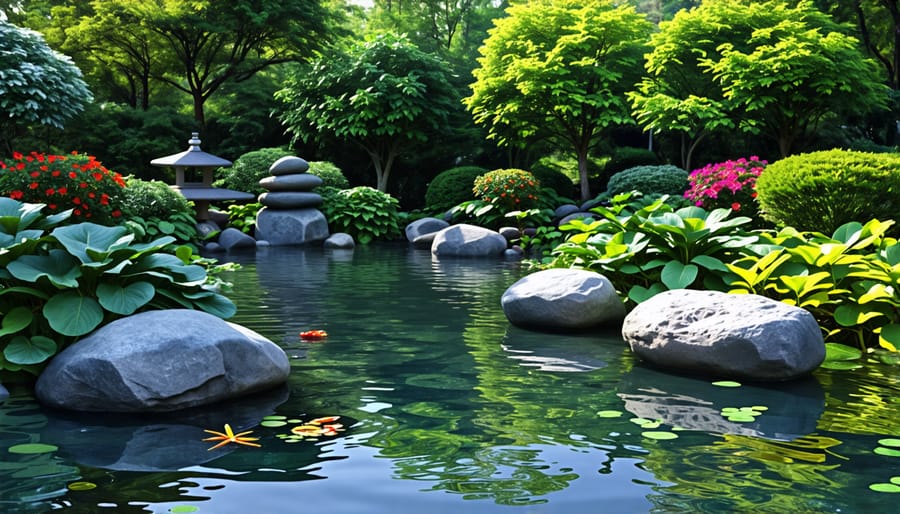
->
[576, 147, 591, 201]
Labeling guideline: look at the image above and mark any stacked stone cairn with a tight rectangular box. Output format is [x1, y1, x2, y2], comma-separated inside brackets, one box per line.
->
[255, 156, 330, 245]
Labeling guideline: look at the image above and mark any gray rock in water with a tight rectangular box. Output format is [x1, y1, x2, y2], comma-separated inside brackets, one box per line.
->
[405, 217, 449, 242]
[269, 155, 309, 176]
[431, 224, 508, 258]
[411, 231, 438, 249]
[218, 227, 257, 250]
[622, 289, 825, 381]
[498, 226, 521, 242]
[259, 174, 323, 192]
[324, 232, 355, 249]
[34, 310, 291, 412]
[501, 268, 625, 331]
[258, 191, 323, 209]
[203, 242, 225, 253]
[195, 220, 221, 239]
[255, 207, 329, 246]
[0, 383, 8, 402]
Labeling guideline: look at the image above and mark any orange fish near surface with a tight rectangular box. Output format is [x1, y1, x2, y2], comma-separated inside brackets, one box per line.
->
[300, 330, 328, 341]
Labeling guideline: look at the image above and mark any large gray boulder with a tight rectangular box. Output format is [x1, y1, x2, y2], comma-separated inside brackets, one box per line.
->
[405, 217, 449, 242]
[501, 268, 625, 331]
[35, 310, 291, 412]
[255, 208, 329, 245]
[217, 227, 257, 250]
[622, 289, 825, 381]
[431, 224, 508, 257]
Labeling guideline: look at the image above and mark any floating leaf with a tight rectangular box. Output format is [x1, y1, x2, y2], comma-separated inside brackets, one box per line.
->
[642, 431, 678, 440]
[9, 443, 58, 454]
[820, 361, 863, 370]
[874, 447, 900, 457]
[170, 506, 200, 513]
[727, 414, 757, 423]
[68, 482, 97, 491]
[712, 381, 741, 387]
[824, 342, 862, 362]
[596, 410, 623, 418]
[260, 420, 287, 428]
[869, 483, 900, 493]
[878, 439, 900, 448]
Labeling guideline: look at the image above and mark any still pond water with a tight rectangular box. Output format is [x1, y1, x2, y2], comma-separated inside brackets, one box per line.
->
[1, 244, 899, 513]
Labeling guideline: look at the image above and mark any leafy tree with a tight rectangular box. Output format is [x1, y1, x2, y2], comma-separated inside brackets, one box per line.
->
[0, 20, 92, 153]
[465, 0, 652, 201]
[630, 0, 888, 164]
[276, 33, 461, 192]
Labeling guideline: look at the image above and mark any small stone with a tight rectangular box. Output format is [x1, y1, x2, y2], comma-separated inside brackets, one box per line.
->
[259, 174, 323, 192]
[218, 227, 257, 250]
[431, 224, 508, 258]
[498, 226, 521, 241]
[269, 156, 309, 175]
[258, 191, 323, 209]
[324, 232, 355, 249]
[405, 217, 450, 242]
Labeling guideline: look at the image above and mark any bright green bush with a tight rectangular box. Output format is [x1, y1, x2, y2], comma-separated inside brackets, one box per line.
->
[319, 186, 401, 244]
[227, 202, 262, 234]
[606, 164, 688, 197]
[755, 149, 900, 234]
[424, 166, 487, 213]
[308, 161, 349, 189]
[473, 168, 541, 212]
[0, 198, 235, 379]
[529, 164, 575, 199]
[214, 147, 293, 195]
[119, 177, 199, 244]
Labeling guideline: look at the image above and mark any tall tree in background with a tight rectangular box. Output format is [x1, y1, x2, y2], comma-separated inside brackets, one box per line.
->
[465, 0, 651, 201]
[277, 33, 461, 192]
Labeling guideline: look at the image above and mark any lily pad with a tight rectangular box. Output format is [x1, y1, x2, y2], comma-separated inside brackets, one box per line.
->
[642, 431, 678, 440]
[8, 443, 58, 454]
[170, 506, 200, 513]
[712, 381, 741, 388]
[874, 447, 900, 457]
[726, 414, 757, 423]
[68, 482, 97, 491]
[260, 420, 287, 428]
[596, 410, 623, 418]
[869, 483, 900, 493]
[878, 438, 900, 448]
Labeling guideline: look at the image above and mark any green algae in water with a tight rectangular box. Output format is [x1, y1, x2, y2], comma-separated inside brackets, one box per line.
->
[596, 410, 623, 418]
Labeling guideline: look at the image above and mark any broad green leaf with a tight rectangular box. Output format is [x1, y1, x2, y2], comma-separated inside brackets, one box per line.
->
[51, 223, 133, 264]
[819, 361, 863, 370]
[831, 222, 862, 245]
[43, 292, 104, 336]
[97, 281, 155, 315]
[3, 335, 56, 365]
[7, 249, 81, 288]
[0, 306, 32, 337]
[880, 324, 900, 352]
[834, 304, 885, 327]
[191, 293, 237, 319]
[824, 342, 862, 362]
[661, 261, 698, 289]
[8, 443, 57, 455]
[628, 283, 665, 304]
[691, 255, 728, 272]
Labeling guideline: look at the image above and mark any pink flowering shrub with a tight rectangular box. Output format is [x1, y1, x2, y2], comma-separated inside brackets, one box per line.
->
[684, 157, 767, 219]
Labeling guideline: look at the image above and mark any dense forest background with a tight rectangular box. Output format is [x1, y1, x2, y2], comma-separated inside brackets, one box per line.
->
[1, 0, 898, 208]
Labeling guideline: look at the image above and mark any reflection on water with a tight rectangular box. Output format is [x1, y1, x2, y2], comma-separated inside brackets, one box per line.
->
[0, 244, 898, 513]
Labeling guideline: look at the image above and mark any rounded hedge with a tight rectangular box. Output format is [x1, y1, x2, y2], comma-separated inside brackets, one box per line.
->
[755, 149, 900, 234]
[120, 177, 192, 219]
[473, 168, 541, 211]
[308, 161, 349, 189]
[214, 147, 293, 195]
[424, 165, 487, 213]
[606, 165, 688, 197]
[529, 164, 575, 199]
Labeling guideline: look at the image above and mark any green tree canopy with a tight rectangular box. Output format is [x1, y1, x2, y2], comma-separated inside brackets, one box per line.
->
[276, 33, 461, 192]
[464, 0, 652, 201]
[630, 0, 889, 166]
[0, 20, 92, 152]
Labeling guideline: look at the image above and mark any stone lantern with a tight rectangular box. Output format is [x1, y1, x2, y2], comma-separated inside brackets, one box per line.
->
[150, 132, 254, 220]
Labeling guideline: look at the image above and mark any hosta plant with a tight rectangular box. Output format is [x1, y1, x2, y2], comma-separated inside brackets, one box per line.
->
[0, 198, 235, 379]
[318, 186, 401, 244]
[724, 219, 899, 353]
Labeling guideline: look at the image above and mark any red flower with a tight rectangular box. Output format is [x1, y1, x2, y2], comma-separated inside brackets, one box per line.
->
[92, 172, 103, 181]
[111, 210, 121, 218]
[68, 172, 77, 179]
[45, 188, 54, 196]
[12, 151, 23, 160]
[731, 202, 741, 211]
[72, 197, 81, 205]
[57, 187, 67, 195]
[9, 190, 23, 200]
[51, 170, 60, 177]
[28, 182, 39, 190]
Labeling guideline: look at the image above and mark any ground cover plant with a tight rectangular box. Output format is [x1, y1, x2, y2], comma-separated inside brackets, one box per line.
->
[0, 198, 235, 379]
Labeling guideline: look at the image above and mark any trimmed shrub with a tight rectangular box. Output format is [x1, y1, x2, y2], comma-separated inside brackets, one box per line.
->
[119, 177, 198, 243]
[424, 166, 487, 213]
[604, 146, 660, 175]
[755, 149, 900, 234]
[308, 161, 349, 189]
[214, 147, 292, 195]
[319, 186, 401, 244]
[606, 165, 688, 197]
[529, 164, 576, 199]
[473, 168, 541, 212]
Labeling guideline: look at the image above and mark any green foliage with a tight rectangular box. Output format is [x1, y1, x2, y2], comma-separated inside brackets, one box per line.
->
[473, 169, 541, 212]
[278, 33, 460, 192]
[119, 176, 198, 244]
[227, 202, 262, 234]
[684, 156, 768, 226]
[0, 20, 92, 147]
[465, 0, 652, 200]
[214, 147, 292, 196]
[725, 219, 899, 352]
[308, 161, 349, 190]
[548, 193, 763, 306]
[319, 186, 401, 244]
[755, 150, 900, 234]
[424, 166, 487, 214]
[0, 198, 235, 378]
[606, 165, 688, 198]
[528, 163, 575, 200]
[604, 147, 660, 175]
[0, 151, 126, 225]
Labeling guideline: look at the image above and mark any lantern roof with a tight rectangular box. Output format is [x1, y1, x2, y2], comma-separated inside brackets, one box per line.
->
[150, 132, 231, 168]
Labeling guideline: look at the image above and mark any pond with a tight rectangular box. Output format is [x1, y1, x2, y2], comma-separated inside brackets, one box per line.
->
[1, 244, 899, 513]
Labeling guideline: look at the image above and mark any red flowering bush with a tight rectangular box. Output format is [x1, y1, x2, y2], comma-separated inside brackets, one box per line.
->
[684, 157, 767, 218]
[472, 168, 541, 212]
[0, 151, 126, 224]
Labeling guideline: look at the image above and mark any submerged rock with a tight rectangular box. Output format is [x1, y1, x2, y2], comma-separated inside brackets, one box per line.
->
[622, 289, 824, 381]
[35, 309, 290, 412]
[431, 224, 507, 257]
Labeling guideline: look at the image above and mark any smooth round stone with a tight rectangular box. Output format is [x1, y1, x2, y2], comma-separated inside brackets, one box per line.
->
[258, 191, 323, 209]
[269, 156, 309, 176]
[259, 174, 323, 192]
